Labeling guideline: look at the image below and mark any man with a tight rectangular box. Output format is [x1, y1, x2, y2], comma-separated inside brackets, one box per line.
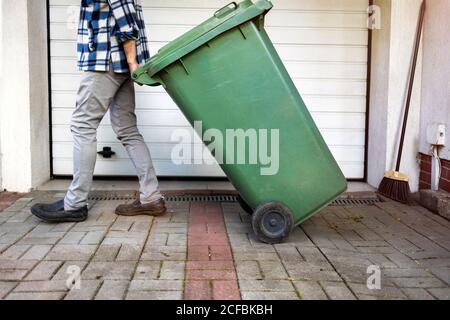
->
[31, 0, 166, 222]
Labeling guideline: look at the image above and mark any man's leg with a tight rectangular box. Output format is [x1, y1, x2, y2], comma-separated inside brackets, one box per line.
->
[31, 69, 128, 222]
[64, 70, 128, 210]
[110, 78, 163, 203]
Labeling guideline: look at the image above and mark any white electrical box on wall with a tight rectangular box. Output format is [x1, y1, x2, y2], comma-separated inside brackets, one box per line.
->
[427, 123, 446, 146]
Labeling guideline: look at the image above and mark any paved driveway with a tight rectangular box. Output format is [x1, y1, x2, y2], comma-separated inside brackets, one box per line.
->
[0, 191, 449, 300]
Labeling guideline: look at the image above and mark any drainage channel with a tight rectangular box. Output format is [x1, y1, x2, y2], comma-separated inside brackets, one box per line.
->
[88, 193, 383, 206]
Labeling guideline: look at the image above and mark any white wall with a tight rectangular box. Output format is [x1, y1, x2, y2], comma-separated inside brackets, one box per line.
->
[0, 0, 50, 192]
[368, 0, 422, 192]
[419, 0, 450, 160]
[387, 0, 422, 191]
[0, 1, 3, 190]
[367, 0, 391, 190]
[28, 0, 51, 187]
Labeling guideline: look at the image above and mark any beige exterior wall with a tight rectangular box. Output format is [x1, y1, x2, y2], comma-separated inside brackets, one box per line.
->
[368, 0, 423, 192]
[0, 0, 50, 192]
[367, 0, 391, 190]
[419, 0, 450, 160]
[0, 1, 3, 189]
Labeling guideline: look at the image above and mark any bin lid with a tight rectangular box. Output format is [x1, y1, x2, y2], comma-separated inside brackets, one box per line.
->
[137, 0, 273, 79]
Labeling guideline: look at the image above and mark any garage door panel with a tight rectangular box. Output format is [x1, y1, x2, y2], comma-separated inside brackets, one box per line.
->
[266, 12, 367, 29]
[263, 45, 368, 63]
[51, 74, 164, 93]
[50, 24, 191, 41]
[53, 125, 204, 144]
[50, 0, 369, 179]
[302, 96, 366, 113]
[266, 28, 368, 46]
[339, 163, 365, 180]
[50, 7, 212, 25]
[294, 79, 366, 96]
[50, 41, 75, 57]
[312, 113, 366, 130]
[146, 11, 368, 29]
[53, 125, 365, 148]
[52, 58, 367, 80]
[138, 0, 368, 11]
[53, 159, 226, 177]
[51, 74, 367, 96]
[53, 142, 216, 161]
[321, 129, 366, 147]
[54, 108, 364, 131]
[51, 58, 80, 74]
[51, 0, 368, 11]
[53, 109, 192, 127]
[146, 0, 368, 11]
[51, 6, 367, 29]
[50, 23, 368, 47]
[50, 41, 167, 58]
[53, 155, 364, 179]
[330, 146, 365, 163]
[54, 142, 364, 167]
[285, 61, 367, 80]
[53, 92, 179, 110]
[50, 23, 77, 40]
[50, 41, 186, 58]
[49, 0, 231, 9]
[142, 79, 368, 96]
[51, 41, 368, 65]
[53, 91, 367, 114]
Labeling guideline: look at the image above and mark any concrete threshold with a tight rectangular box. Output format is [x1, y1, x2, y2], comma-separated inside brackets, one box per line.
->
[38, 179, 376, 197]
[420, 189, 450, 220]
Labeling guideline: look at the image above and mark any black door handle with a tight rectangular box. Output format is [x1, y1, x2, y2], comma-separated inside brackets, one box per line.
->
[98, 147, 116, 159]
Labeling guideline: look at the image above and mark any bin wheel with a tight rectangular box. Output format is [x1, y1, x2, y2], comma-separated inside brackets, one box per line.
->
[237, 194, 253, 215]
[252, 202, 294, 244]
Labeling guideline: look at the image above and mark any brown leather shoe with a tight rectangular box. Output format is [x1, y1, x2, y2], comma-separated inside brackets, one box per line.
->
[115, 198, 167, 217]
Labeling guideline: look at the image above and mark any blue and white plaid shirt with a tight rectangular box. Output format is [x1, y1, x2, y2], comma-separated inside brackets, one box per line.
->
[78, 0, 150, 73]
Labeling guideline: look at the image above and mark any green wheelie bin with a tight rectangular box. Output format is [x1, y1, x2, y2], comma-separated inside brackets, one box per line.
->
[133, 0, 347, 244]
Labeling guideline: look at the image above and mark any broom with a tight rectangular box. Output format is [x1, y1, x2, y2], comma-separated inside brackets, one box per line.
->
[378, 0, 426, 204]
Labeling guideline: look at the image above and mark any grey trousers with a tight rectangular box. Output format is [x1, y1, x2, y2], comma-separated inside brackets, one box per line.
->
[64, 68, 161, 209]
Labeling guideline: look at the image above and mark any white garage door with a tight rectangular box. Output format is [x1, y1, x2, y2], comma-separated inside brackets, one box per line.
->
[49, 0, 369, 178]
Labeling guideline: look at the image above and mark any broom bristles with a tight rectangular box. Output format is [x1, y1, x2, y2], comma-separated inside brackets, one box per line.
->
[378, 176, 411, 204]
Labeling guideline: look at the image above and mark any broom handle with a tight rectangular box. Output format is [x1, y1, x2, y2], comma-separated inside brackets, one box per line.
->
[396, 0, 426, 171]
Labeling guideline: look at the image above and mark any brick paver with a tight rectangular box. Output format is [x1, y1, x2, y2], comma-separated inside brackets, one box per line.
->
[0, 193, 24, 214]
[0, 190, 449, 300]
[184, 202, 240, 300]
[222, 200, 450, 300]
